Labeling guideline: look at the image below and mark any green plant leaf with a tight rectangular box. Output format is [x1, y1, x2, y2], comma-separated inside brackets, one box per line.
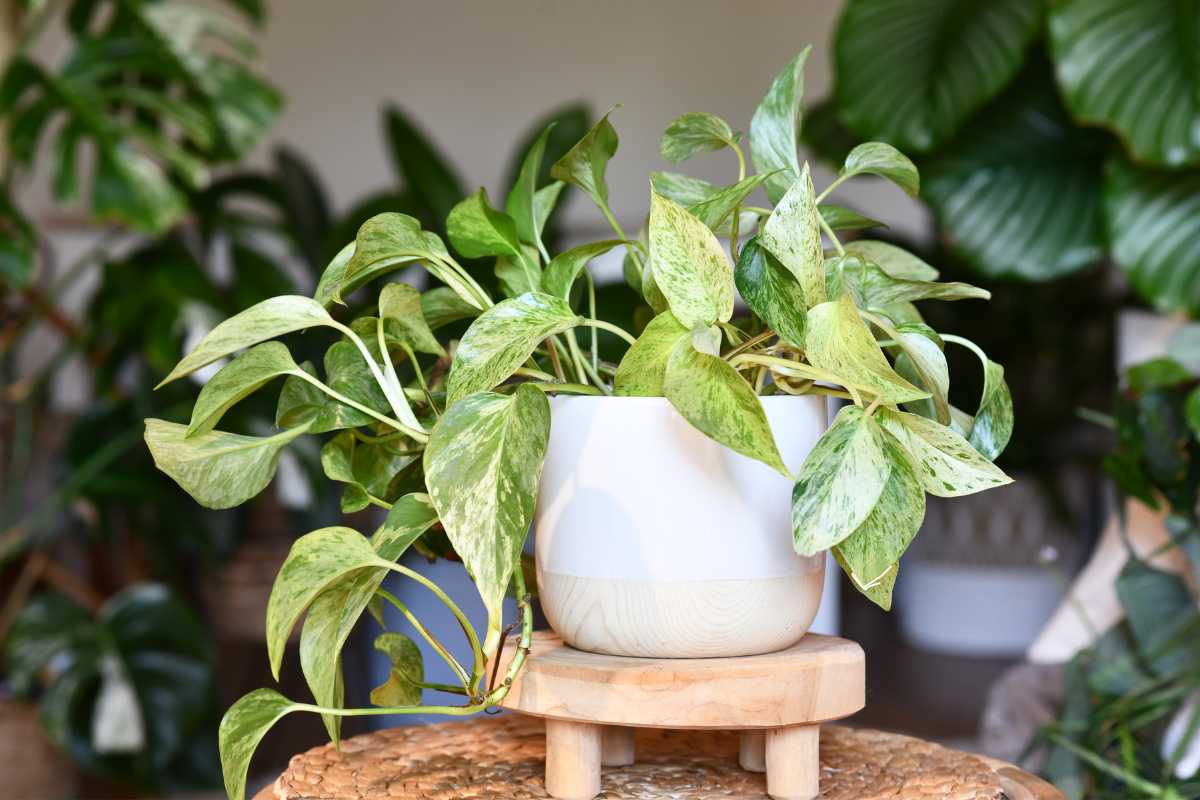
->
[447, 187, 524, 260]
[733, 238, 806, 349]
[4, 592, 95, 696]
[825, 254, 989, 310]
[1116, 559, 1200, 676]
[93, 145, 187, 234]
[506, 122, 554, 254]
[650, 171, 716, 206]
[966, 356, 1014, 461]
[877, 408, 1012, 497]
[158, 295, 334, 387]
[833, 0, 1042, 152]
[379, 282, 444, 356]
[761, 165, 825, 306]
[889, 323, 949, 422]
[791, 405, 891, 556]
[542, 239, 626, 300]
[325, 338, 391, 415]
[446, 292, 581, 405]
[312, 242, 356, 308]
[663, 339, 788, 477]
[219, 689, 301, 800]
[421, 287, 479, 330]
[551, 111, 618, 207]
[144, 419, 310, 509]
[805, 294, 928, 404]
[842, 240, 938, 281]
[320, 431, 414, 513]
[686, 173, 770, 231]
[187, 342, 301, 436]
[831, 429, 924, 609]
[369, 633, 424, 707]
[1105, 156, 1200, 315]
[424, 384, 551, 629]
[840, 142, 919, 196]
[750, 47, 810, 203]
[613, 310, 690, 396]
[660, 112, 737, 164]
[648, 190, 734, 328]
[819, 204, 885, 232]
[533, 182, 566, 241]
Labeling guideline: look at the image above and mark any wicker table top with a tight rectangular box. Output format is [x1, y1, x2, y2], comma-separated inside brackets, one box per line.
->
[252, 714, 1062, 799]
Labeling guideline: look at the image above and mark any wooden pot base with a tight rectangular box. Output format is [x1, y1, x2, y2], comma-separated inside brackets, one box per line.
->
[496, 632, 866, 800]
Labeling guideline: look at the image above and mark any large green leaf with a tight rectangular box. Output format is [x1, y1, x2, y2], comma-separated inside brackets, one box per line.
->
[1105, 157, 1200, 315]
[660, 112, 737, 164]
[1116, 559, 1200, 676]
[144, 419, 309, 509]
[761, 165, 825, 306]
[369, 633, 424, 707]
[922, 71, 1108, 281]
[805, 294, 928, 404]
[1049, 0, 1200, 167]
[613, 310, 690, 397]
[541, 239, 626, 300]
[833, 0, 1042, 152]
[750, 47, 810, 203]
[187, 342, 301, 435]
[877, 408, 1011, 497]
[551, 111, 618, 207]
[92, 145, 187, 233]
[445, 292, 581, 405]
[4, 592, 95, 695]
[219, 689, 301, 800]
[647, 191, 734, 328]
[157, 295, 334, 386]
[733, 238, 806, 349]
[378, 282, 444, 356]
[663, 340, 788, 477]
[791, 405, 891, 556]
[831, 429, 924, 609]
[423, 385, 551, 630]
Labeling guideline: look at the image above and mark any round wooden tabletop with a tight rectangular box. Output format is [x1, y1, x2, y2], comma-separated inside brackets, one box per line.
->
[251, 714, 1064, 800]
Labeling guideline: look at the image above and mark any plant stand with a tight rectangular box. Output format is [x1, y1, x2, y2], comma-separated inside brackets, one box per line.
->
[495, 631, 865, 800]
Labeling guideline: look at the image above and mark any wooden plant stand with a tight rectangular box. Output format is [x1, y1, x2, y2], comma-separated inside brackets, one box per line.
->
[496, 631, 866, 800]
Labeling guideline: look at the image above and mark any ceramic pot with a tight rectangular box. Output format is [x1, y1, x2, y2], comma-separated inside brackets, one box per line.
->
[535, 395, 827, 658]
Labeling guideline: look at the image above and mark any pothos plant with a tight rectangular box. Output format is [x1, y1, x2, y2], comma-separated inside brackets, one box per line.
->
[143, 49, 1014, 800]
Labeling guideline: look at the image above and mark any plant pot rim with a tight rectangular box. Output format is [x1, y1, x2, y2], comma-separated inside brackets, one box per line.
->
[548, 394, 825, 406]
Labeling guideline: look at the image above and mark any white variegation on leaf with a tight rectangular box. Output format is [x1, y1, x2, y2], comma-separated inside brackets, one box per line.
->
[791, 406, 891, 556]
[219, 689, 301, 800]
[687, 173, 771, 231]
[761, 165, 825, 306]
[841, 142, 920, 197]
[843, 240, 938, 281]
[750, 47, 810, 203]
[648, 190, 734, 329]
[970, 358, 1014, 461]
[650, 170, 716, 206]
[660, 112, 737, 164]
[447, 188, 524, 261]
[313, 242, 357, 308]
[876, 408, 1011, 497]
[887, 322, 949, 423]
[542, 239, 626, 299]
[613, 310, 689, 396]
[826, 255, 989, 310]
[188, 342, 303, 436]
[378, 282, 445, 356]
[733, 238, 806, 349]
[551, 112, 618, 207]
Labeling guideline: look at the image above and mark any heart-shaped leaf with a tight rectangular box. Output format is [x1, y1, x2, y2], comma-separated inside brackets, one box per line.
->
[447, 187, 524, 260]
[750, 47, 810, 203]
[320, 431, 414, 513]
[551, 111, 618, 207]
[613, 310, 690, 397]
[379, 282, 444, 356]
[819, 204, 885, 232]
[542, 239, 626, 299]
[841, 142, 919, 196]
[219, 689, 300, 800]
[761, 165, 825, 306]
[369, 633, 424, 707]
[445, 292, 581, 405]
[648, 191, 735, 328]
[650, 171, 716, 206]
[660, 112, 737, 164]
[187, 342, 302, 436]
[877, 408, 1011, 497]
[734, 238, 806, 349]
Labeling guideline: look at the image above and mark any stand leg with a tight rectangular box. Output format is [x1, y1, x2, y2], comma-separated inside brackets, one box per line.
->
[545, 718, 602, 800]
[601, 726, 635, 766]
[766, 724, 819, 800]
[739, 731, 766, 772]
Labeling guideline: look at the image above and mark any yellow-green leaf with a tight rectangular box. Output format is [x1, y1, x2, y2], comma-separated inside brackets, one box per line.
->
[761, 165, 825, 306]
[648, 190, 734, 328]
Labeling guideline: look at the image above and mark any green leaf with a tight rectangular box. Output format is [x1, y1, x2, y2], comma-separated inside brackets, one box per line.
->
[421, 287, 479, 330]
[686, 173, 770, 231]
[648, 190, 734, 328]
[1049, 0, 1200, 167]
[551, 111, 618, 207]
[1105, 156, 1200, 315]
[320, 431, 414, 513]
[275, 358, 373, 434]
[92, 145, 187, 234]
[187, 342, 301, 436]
[761, 165, 825, 306]
[831, 429, 924, 609]
[890, 323, 950, 421]
[541, 239, 626, 299]
[833, 0, 1042, 152]
[312, 242, 356, 308]
[750, 47, 810, 203]
[733, 238, 806, 349]
[158, 295, 334, 387]
[0, 188, 35, 288]
[791, 405, 891, 556]
[379, 282, 444, 356]
[1187, 387, 1200, 439]
[613, 310, 690, 397]
[144, 419, 310, 509]
[877, 408, 1011, 497]
[5, 592, 94, 695]
[660, 112, 737, 164]
[825, 255, 989, 310]
[532, 182, 566, 242]
[663, 339, 788, 477]
[842, 240, 938, 281]
[966, 356, 1014, 461]
[219, 689, 301, 800]
[325, 338, 390, 416]
[840, 142, 919, 196]
[506, 122, 554, 255]
[650, 171, 717, 206]
[369, 633, 424, 707]
[805, 294, 928, 404]
[424, 385, 551, 627]
[383, 105, 465, 224]
[446, 292, 581, 405]
[1116, 559, 1200, 675]
[819, 204, 885, 232]
[447, 187, 524, 260]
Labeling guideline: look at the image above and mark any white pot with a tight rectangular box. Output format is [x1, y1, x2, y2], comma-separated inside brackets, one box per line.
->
[535, 395, 828, 658]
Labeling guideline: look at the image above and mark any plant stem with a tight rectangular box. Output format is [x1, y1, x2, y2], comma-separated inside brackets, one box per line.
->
[375, 587, 471, 690]
[731, 353, 863, 406]
[567, 333, 610, 394]
[723, 329, 776, 360]
[730, 141, 746, 263]
[815, 173, 851, 205]
[544, 337, 566, 381]
[333, 321, 426, 438]
[577, 318, 637, 347]
[535, 383, 603, 396]
[818, 214, 845, 257]
[514, 366, 558, 382]
[294, 371, 426, 441]
[365, 494, 393, 511]
[600, 203, 644, 276]
[434, 255, 493, 311]
[585, 271, 599, 372]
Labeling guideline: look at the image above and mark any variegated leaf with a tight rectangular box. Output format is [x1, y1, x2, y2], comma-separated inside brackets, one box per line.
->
[506, 122, 554, 253]
[320, 431, 414, 513]
[188, 342, 302, 436]
[379, 282, 444, 356]
[219, 689, 301, 800]
[445, 292, 581, 406]
[970, 358, 1014, 461]
[841, 142, 920, 196]
[650, 171, 716, 206]
[826, 255, 989, 309]
[877, 408, 1012, 497]
[144, 419, 310, 510]
[734, 237, 806, 349]
[542, 239, 626, 299]
[551, 112, 618, 207]
[820, 205, 886, 232]
[687, 173, 771, 231]
[421, 287, 479, 331]
[890, 323, 949, 423]
[648, 190, 734, 329]
[791, 405, 891, 556]
[313, 242, 357, 308]
[660, 112, 737, 164]
[832, 552, 899, 611]
[761, 166, 825, 306]
[369, 632, 424, 706]
[423, 384, 551, 631]
[843, 240, 938, 280]
[447, 187, 524, 260]
[750, 47, 810, 203]
[613, 310, 690, 397]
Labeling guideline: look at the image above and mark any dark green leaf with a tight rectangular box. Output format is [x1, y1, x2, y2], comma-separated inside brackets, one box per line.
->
[819, 204, 885, 232]
[5, 592, 95, 695]
[734, 238, 806, 348]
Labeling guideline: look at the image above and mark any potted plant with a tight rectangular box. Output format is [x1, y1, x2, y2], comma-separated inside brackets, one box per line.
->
[143, 50, 1014, 800]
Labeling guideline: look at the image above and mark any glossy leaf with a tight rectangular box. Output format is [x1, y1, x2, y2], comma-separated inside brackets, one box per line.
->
[421, 287, 479, 330]
[320, 431, 413, 513]
[890, 323, 949, 422]
[791, 405, 891, 556]
[424, 385, 551, 628]
[843, 240, 938, 281]
[188, 342, 301, 436]
[542, 239, 625, 300]
[551, 111, 618, 207]
[663, 339, 789, 477]
[447, 188, 524, 260]
[92, 145, 187, 234]
[819, 204, 885, 232]
[446, 292, 581, 405]
[750, 47, 810, 203]
[219, 689, 300, 800]
[648, 191, 734, 328]
[734, 238, 806, 349]
[966, 355, 1014, 461]
[379, 282, 444, 356]
[825, 255, 988, 310]
[1116, 559, 1200, 676]
[841, 142, 919, 196]
[877, 408, 1011, 497]
[144, 419, 310, 509]
[613, 310, 690, 396]
[312, 242, 357, 308]
[369, 633, 423, 707]
[833, 0, 1042, 152]
[650, 171, 716, 206]
[660, 112, 736, 164]
[761, 166, 825, 306]
[687, 173, 770, 231]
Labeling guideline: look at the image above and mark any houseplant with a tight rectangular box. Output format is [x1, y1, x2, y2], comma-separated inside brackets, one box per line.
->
[143, 50, 1013, 800]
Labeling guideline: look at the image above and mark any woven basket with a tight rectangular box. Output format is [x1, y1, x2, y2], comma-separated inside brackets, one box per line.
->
[0, 697, 74, 800]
